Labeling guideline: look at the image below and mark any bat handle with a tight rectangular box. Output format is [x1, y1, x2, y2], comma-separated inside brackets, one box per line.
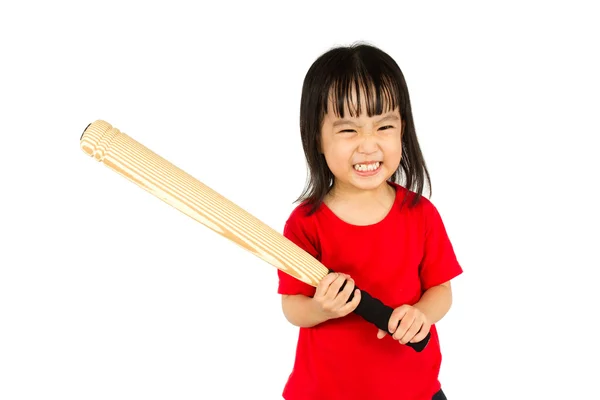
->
[333, 271, 431, 352]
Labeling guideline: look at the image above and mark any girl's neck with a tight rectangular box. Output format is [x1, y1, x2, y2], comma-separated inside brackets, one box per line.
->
[324, 181, 396, 226]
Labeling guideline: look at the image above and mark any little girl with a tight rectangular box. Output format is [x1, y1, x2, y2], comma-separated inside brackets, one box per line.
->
[277, 42, 463, 400]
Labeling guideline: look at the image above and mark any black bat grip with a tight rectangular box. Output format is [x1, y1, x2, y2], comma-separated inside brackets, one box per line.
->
[334, 271, 430, 352]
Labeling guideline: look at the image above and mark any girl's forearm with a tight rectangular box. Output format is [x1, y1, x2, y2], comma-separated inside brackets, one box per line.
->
[281, 294, 331, 328]
[414, 282, 453, 324]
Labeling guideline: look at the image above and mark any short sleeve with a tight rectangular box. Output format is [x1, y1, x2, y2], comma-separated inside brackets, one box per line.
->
[419, 203, 463, 290]
[277, 208, 318, 297]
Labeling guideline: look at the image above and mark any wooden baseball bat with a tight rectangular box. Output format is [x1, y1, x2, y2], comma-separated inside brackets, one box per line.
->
[79, 120, 430, 351]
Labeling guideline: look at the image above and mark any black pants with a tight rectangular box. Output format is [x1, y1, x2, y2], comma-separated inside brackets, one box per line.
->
[432, 389, 447, 400]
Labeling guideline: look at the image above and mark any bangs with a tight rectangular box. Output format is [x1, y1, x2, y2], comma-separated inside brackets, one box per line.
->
[323, 68, 402, 118]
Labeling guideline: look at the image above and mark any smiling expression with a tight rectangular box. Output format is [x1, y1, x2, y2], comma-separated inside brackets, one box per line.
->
[320, 88, 404, 194]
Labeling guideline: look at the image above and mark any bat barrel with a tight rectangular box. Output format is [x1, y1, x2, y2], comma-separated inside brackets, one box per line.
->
[80, 120, 120, 161]
[78, 120, 330, 288]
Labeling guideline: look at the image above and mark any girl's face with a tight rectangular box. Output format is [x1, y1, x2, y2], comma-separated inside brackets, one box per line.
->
[320, 93, 403, 195]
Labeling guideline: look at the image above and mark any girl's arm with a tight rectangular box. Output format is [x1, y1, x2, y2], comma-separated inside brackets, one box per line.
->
[281, 273, 361, 328]
[281, 294, 331, 327]
[414, 281, 453, 324]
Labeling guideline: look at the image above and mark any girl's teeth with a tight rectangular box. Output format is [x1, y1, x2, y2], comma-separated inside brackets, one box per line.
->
[354, 162, 381, 172]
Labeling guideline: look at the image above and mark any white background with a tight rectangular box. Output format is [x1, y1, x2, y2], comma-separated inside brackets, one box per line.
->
[1, 1, 598, 399]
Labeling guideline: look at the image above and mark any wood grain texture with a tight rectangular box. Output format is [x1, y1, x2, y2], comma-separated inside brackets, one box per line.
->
[80, 120, 328, 286]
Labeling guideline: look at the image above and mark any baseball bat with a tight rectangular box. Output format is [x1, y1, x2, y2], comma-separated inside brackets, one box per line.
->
[79, 120, 430, 351]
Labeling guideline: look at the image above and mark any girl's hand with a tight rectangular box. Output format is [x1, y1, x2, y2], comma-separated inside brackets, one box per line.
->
[376, 305, 431, 344]
[312, 273, 361, 320]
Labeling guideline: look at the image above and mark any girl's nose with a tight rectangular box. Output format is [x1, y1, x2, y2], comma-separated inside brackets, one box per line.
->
[357, 132, 378, 154]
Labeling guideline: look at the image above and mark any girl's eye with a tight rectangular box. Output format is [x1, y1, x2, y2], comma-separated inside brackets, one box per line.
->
[339, 129, 355, 133]
[379, 125, 394, 130]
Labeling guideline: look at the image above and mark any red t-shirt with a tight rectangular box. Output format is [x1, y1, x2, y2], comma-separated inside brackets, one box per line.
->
[277, 182, 463, 400]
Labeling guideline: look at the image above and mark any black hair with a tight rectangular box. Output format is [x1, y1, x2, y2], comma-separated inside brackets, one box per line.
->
[296, 42, 431, 214]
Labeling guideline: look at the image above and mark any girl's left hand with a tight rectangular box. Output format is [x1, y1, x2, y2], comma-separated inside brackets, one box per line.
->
[376, 305, 431, 344]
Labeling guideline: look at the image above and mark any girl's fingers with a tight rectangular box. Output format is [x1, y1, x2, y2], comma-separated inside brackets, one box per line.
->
[334, 277, 355, 305]
[392, 312, 415, 341]
[388, 306, 409, 334]
[339, 289, 360, 316]
[326, 274, 348, 300]
[400, 319, 422, 344]
[314, 272, 339, 298]
[410, 324, 430, 343]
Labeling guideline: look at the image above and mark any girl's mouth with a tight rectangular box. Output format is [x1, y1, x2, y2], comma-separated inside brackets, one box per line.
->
[353, 161, 381, 175]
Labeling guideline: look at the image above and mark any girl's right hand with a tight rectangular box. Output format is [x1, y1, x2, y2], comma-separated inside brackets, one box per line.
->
[312, 272, 361, 320]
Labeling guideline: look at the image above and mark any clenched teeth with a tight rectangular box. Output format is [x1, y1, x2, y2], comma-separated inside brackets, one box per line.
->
[353, 162, 381, 172]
